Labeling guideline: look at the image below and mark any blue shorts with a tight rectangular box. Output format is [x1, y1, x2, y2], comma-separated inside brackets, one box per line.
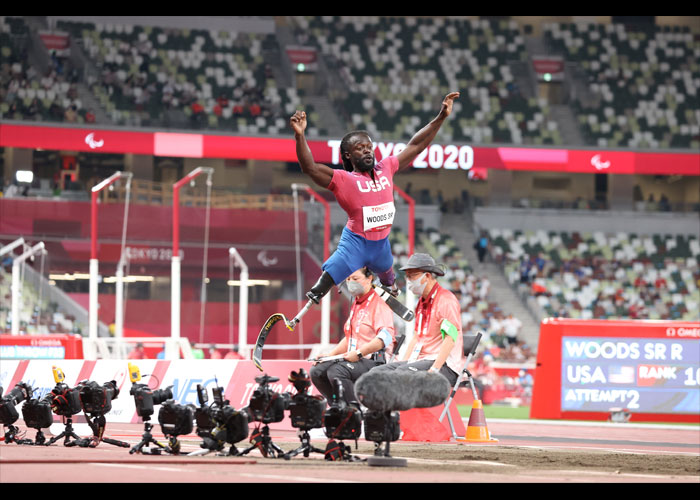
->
[323, 227, 394, 284]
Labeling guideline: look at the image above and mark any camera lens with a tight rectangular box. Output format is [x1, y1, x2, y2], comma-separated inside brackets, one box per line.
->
[152, 386, 174, 406]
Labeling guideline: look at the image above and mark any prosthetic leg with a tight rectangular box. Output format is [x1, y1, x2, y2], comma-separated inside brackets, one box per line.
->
[253, 272, 335, 371]
[288, 271, 336, 329]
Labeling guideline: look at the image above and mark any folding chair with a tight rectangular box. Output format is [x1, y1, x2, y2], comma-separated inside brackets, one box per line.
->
[438, 331, 483, 440]
[388, 333, 406, 363]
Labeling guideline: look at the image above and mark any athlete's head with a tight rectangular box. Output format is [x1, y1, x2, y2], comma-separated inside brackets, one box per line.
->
[340, 130, 375, 173]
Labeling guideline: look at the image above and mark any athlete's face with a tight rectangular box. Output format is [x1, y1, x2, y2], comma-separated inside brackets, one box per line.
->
[347, 134, 375, 172]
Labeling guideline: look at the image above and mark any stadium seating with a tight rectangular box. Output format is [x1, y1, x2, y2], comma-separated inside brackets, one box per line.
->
[54, 19, 308, 133]
[488, 228, 700, 321]
[544, 22, 700, 148]
[1, 16, 87, 123]
[0, 265, 81, 335]
[292, 16, 561, 145]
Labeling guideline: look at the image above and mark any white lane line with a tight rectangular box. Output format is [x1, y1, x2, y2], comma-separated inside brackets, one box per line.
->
[506, 444, 699, 456]
[404, 457, 513, 467]
[90, 463, 187, 473]
[238, 473, 357, 483]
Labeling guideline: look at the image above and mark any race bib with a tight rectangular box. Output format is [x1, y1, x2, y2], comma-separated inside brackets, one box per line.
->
[362, 201, 395, 232]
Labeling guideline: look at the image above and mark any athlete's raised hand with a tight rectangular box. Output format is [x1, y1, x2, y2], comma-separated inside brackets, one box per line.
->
[396, 90, 460, 171]
[290, 110, 307, 136]
[438, 91, 460, 120]
[291, 109, 334, 189]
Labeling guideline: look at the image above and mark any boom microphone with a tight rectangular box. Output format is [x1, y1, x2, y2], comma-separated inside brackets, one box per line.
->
[355, 368, 450, 412]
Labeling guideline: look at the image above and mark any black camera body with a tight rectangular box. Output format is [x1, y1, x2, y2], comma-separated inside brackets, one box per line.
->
[158, 399, 195, 437]
[364, 410, 401, 443]
[194, 384, 216, 434]
[130, 383, 173, 419]
[323, 381, 362, 442]
[289, 393, 326, 430]
[78, 380, 119, 415]
[21, 397, 54, 430]
[208, 405, 249, 447]
[0, 382, 33, 425]
[287, 369, 326, 431]
[194, 384, 249, 452]
[246, 374, 289, 424]
[48, 383, 83, 417]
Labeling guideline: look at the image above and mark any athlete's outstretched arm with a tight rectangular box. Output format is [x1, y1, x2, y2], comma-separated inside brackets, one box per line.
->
[291, 110, 334, 188]
[396, 91, 460, 171]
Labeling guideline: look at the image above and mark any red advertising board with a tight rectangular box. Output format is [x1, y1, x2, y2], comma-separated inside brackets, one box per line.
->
[1, 123, 698, 176]
[530, 318, 700, 423]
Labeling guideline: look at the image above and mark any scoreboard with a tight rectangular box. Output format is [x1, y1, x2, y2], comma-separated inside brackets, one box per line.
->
[560, 336, 699, 414]
[531, 319, 700, 423]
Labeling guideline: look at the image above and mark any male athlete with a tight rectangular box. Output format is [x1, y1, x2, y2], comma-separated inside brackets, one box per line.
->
[290, 91, 460, 319]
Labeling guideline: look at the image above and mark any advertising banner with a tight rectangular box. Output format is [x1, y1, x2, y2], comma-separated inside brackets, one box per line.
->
[2, 359, 320, 431]
[2, 123, 698, 176]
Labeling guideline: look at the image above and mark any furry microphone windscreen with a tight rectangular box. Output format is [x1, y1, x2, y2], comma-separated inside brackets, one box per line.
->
[355, 368, 450, 412]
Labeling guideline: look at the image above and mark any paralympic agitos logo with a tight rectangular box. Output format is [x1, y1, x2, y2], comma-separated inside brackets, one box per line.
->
[85, 132, 104, 149]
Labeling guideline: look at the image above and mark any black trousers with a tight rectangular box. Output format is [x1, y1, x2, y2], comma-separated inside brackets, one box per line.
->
[310, 358, 382, 406]
[372, 359, 459, 387]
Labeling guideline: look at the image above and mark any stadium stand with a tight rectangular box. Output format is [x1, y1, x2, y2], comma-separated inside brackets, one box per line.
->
[1, 17, 87, 124]
[544, 21, 700, 148]
[53, 19, 305, 133]
[291, 16, 561, 145]
[489, 228, 700, 322]
[0, 263, 83, 335]
[3, 16, 698, 152]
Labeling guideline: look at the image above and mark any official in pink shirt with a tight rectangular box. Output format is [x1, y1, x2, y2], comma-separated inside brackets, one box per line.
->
[289, 92, 460, 315]
[310, 267, 397, 407]
[372, 253, 465, 387]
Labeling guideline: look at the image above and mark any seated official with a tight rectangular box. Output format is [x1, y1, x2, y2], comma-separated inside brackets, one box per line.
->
[310, 267, 397, 408]
[374, 253, 464, 387]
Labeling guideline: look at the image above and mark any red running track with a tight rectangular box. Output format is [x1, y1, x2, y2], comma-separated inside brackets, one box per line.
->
[1, 419, 698, 483]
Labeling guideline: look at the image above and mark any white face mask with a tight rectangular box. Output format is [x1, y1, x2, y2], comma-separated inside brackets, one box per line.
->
[346, 280, 367, 296]
[407, 273, 428, 296]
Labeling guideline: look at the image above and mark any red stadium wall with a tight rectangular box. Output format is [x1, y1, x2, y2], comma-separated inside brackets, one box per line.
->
[0, 199, 306, 246]
[0, 198, 315, 281]
[530, 318, 700, 423]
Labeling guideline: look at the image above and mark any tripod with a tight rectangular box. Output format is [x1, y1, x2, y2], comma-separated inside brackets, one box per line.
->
[2, 425, 22, 444]
[16, 428, 47, 445]
[238, 424, 285, 458]
[46, 415, 87, 447]
[367, 411, 406, 467]
[85, 414, 130, 448]
[129, 418, 168, 455]
[282, 428, 326, 460]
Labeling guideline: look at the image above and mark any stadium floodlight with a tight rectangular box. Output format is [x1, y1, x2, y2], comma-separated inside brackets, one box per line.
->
[15, 170, 34, 184]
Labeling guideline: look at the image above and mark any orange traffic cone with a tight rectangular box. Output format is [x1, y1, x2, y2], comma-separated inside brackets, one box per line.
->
[457, 399, 498, 443]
